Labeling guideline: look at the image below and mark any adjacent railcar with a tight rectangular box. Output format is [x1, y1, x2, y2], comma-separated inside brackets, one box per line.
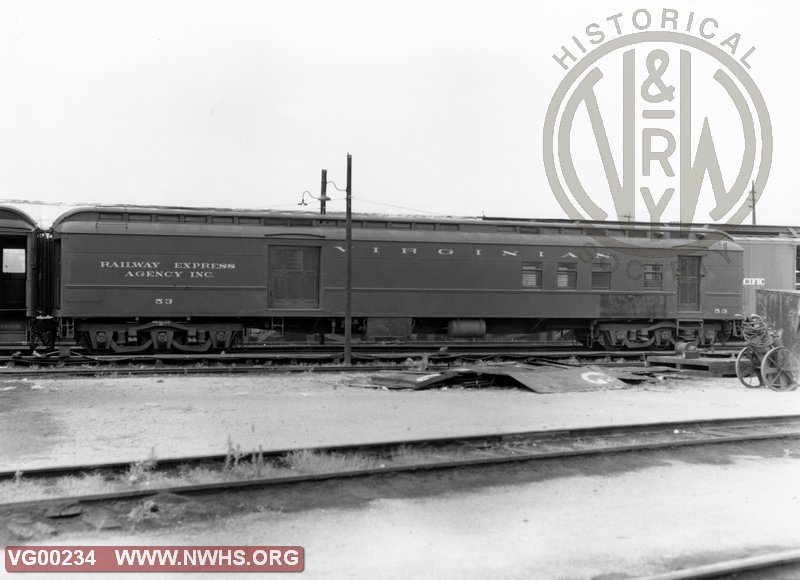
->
[0, 206, 47, 348]
[733, 236, 800, 315]
[49, 206, 743, 352]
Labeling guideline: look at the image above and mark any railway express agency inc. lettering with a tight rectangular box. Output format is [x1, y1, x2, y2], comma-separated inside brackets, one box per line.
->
[99, 261, 236, 278]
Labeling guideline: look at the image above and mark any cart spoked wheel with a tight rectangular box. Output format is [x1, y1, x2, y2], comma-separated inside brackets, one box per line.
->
[735, 346, 764, 388]
[760, 347, 800, 392]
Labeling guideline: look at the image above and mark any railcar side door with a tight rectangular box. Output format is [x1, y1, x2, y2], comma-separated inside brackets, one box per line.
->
[676, 255, 701, 311]
[268, 246, 320, 309]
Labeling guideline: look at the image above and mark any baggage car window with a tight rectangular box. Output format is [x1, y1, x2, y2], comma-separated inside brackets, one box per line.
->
[522, 262, 542, 289]
[643, 264, 662, 290]
[591, 263, 611, 290]
[2, 248, 25, 273]
[557, 263, 577, 289]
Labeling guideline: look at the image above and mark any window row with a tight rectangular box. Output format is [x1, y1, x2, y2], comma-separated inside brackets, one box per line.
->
[521, 262, 663, 290]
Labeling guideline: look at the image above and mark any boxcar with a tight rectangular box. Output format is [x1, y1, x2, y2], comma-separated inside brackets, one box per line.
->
[733, 237, 800, 315]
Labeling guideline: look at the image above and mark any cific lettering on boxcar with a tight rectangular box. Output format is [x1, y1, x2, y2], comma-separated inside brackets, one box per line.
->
[742, 278, 766, 286]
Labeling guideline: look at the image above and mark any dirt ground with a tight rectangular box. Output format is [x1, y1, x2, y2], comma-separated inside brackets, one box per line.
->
[1, 372, 800, 578]
[1, 372, 799, 471]
[3, 441, 799, 579]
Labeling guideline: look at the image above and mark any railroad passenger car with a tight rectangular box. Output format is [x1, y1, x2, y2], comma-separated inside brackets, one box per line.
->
[0, 206, 49, 348]
[48, 206, 743, 352]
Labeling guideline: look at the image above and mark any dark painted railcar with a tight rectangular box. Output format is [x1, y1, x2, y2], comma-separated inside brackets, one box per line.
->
[0, 206, 49, 348]
[49, 206, 743, 352]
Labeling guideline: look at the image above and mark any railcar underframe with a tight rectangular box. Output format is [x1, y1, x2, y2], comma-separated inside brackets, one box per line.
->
[56, 314, 739, 354]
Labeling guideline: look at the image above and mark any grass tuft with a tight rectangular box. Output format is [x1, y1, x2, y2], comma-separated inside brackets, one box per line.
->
[124, 447, 158, 485]
[286, 449, 381, 474]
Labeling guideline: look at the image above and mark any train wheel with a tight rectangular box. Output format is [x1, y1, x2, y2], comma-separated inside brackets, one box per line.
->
[735, 346, 763, 388]
[77, 332, 93, 351]
[172, 338, 213, 353]
[651, 329, 674, 351]
[760, 347, 800, 391]
[716, 322, 733, 345]
[597, 331, 617, 351]
[573, 330, 594, 348]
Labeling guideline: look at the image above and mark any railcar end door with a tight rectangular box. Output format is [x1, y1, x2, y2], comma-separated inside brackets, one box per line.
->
[676, 255, 701, 311]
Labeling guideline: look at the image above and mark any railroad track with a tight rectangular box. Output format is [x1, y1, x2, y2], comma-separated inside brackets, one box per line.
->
[0, 346, 743, 377]
[637, 548, 800, 579]
[3, 415, 798, 515]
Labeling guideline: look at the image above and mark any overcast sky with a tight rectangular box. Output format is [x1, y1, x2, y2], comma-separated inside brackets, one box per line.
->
[0, 0, 796, 226]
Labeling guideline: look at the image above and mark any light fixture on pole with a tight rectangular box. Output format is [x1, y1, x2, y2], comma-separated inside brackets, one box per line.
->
[298, 190, 332, 215]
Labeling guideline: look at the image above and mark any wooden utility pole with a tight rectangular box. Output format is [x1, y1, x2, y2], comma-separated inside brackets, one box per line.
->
[320, 169, 328, 215]
[750, 180, 757, 225]
[344, 154, 352, 365]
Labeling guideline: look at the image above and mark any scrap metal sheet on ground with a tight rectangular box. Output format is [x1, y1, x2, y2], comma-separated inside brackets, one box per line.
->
[368, 363, 632, 393]
[366, 370, 473, 390]
[469, 364, 628, 392]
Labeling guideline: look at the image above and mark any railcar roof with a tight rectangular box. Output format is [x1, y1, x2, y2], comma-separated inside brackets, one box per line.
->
[0, 206, 39, 233]
[488, 216, 800, 239]
[52, 205, 740, 245]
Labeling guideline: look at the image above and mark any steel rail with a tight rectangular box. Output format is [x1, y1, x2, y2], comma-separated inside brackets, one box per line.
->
[0, 348, 742, 379]
[2, 415, 799, 511]
[4, 414, 797, 481]
[1, 345, 743, 365]
[635, 548, 800, 579]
